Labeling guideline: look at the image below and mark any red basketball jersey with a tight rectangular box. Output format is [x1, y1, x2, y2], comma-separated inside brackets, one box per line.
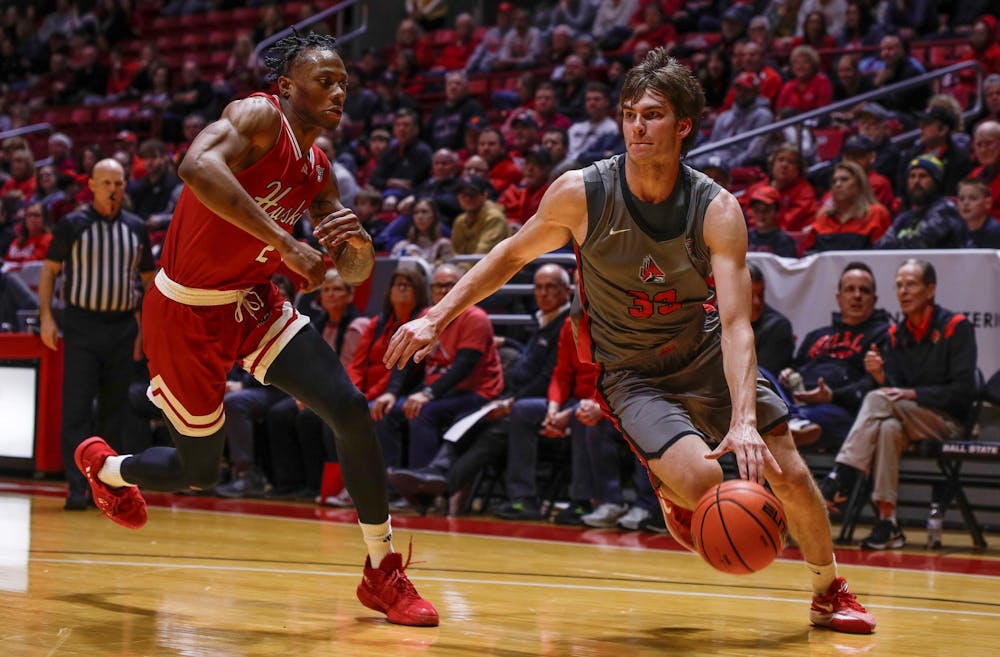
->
[159, 93, 331, 290]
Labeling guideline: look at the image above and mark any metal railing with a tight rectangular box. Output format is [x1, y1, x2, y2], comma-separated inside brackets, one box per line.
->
[0, 123, 55, 167]
[686, 60, 983, 163]
[251, 0, 369, 71]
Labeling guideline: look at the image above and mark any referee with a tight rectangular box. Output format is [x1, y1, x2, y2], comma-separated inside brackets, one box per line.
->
[38, 159, 155, 510]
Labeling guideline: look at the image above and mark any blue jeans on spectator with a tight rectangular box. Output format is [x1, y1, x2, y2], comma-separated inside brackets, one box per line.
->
[573, 418, 624, 504]
[377, 391, 488, 469]
[223, 385, 288, 474]
[758, 367, 856, 449]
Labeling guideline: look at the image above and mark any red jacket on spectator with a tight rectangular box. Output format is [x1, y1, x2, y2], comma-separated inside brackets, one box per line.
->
[805, 202, 892, 251]
[722, 66, 783, 109]
[776, 73, 833, 114]
[548, 319, 599, 405]
[439, 40, 478, 71]
[743, 177, 818, 231]
[961, 15, 1000, 76]
[488, 157, 523, 195]
[820, 171, 900, 216]
[4, 233, 52, 266]
[0, 175, 37, 202]
[348, 315, 407, 400]
[499, 180, 550, 227]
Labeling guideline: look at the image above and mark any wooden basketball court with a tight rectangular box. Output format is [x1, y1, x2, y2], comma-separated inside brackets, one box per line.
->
[1, 480, 997, 656]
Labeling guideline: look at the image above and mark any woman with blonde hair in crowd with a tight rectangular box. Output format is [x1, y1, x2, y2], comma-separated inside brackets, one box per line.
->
[390, 197, 453, 264]
[3, 201, 52, 271]
[807, 160, 891, 252]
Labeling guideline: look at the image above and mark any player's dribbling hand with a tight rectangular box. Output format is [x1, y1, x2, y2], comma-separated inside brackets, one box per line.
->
[705, 424, 782, 484]
[280, 239, 325, 291]
[383, 316, 439, 369]
[313, 208, 371, 252]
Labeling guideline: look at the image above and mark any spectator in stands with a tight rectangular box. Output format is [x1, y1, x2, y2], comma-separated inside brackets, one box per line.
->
[717, 4, 751, 51]
[126, 42, 163, 97]
[466, 2, 513, 74]
[164, 60, 214, 142]
[838, 1, 887, 48]
[357, 128, 391, 189]
[389, 49, 425, 97]
[698, 155, 733, 191]
[171, 114, 206, 168]
[398, 148, 462, 222]
[461, 154, 490, 181]
[809, 160, 892, 252]
[370, 71, 421, 133]
[214, 33, 258, 101]
[697, 49, 734, 112]
[451, 174, 510, 258]
[436, 13, 478, 72]
[32, 165, 65, 212]
[405, 0, 449, 31]
[778, 262, 890, 451]
[532, 81, 573, 133]
[41, 51, 77, 106]
[797, 0, 847, 39]
[425, 71, 486, 152]
[47, 133, 77, 176]
[574, 108, 625, 167]
[574, 34, 606, 71]
[876, 155, 972, 249]
[592, 0, 639, 51]
[971, 120, 1000, 218]
[251, 4, 284, 44]
[722, 41, 783, 110]
[853, 102, 902, 188]
[898, 105, 972, 197]
[837, 135, 900, 216]
[620, 3, 676, 58]
[820, 260, 977, 550]
[385, 18, 436, 73]
[71, 44, 109, 104]
[370, 108, 433, 199]
[353, 186, 389, 250]
[694, 72, 773, 170]
[139, 64, 172, 113]
[868, 35, 931, 123]
[130, 139, 181, 226]
[314, 135, 359, 210]
[388, 263, 572, 515]
[0, 149, 36, 206]
[957, 178, 1000, 248]
[495, 8, 545, 71]
[792, 11, 838, 70]
[111, 130, 146, 182]
[342, 66, 378, 135]
[477, 127, 522, 195]
[499, 146, 554, 228]
[564, 83, 618, 166]
[3, 202, 52, 271]
[747, 186, 799, 258]
[390, 197, 454, 263]
[776, 45, 833, 115]
[743, 143, 818, 231]
[38, 0, 84, 44]
[554, 54, 589, 121]
[977, 75, 1000, 124]
[831, 53, 874, 101]
[542, 128, 574, 181]
[748, 262, 794, 375]
[550, 0, 597, 34]
[507, 111, 541, 161]
[882, 1, 940, 40]
[375, 263, 504, 470]
[544, 24, 577, 72]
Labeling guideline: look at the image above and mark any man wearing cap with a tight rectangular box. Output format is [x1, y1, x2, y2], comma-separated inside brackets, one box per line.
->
[566, 82, 618, 165]
[47, 133, 77, 176]
[722, 41, 783, 109]
[425, 71, 487, 152]
[854, 102, 901, 186]
[451, 174, 510, 258]
[114, 130, 147, 182]
[508, 111, 541, 161]
[970, 120, 1000, 219]
[747, 185, 798, 257]
[499, 147, 554, 228]
[876, 155, 972, 249]
[897, 105, 972, 197]
[693, 71, 773, 170]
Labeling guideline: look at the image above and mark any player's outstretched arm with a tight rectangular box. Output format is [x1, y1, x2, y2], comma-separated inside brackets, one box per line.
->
[383, 170, 588, 369]
[702, 190, 781, 483]
[177, 96, 325, 288]
[311, 181, 374, 286]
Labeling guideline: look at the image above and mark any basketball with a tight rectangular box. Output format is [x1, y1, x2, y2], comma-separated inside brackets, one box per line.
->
[691, 480, 786, 575]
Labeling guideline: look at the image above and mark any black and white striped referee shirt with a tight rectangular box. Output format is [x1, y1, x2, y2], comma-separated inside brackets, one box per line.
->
[46, 207, 155, 313]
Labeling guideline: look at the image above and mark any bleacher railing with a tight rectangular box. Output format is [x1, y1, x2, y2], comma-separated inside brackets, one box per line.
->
[251, 0, 369, 71]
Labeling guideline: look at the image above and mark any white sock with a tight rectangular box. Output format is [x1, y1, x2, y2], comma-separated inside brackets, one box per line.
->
[359, 516, 394, 565]
[98, 455, 134, 488]
[807, 558, 838, 596]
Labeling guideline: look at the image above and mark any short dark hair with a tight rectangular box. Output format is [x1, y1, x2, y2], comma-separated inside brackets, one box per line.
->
[619, 48, 705, 155]
[839, 261, 876, 293]
[262, 30, 339, 81]
[747, 262, 764, 284]
[901, 258, 936, 286]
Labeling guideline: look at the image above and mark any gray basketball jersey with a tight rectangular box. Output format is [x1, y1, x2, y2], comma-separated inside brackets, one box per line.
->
[576, 154, 722, 370]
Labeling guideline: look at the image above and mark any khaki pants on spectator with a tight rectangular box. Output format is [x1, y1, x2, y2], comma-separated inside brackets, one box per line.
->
[835, 390, 961, 506]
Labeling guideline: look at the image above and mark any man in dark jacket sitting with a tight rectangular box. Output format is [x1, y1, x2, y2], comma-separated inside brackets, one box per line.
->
[875, 155, 972, 249]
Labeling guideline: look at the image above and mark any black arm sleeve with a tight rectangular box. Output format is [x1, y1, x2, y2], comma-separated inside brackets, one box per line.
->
[428, 348, 482, 398]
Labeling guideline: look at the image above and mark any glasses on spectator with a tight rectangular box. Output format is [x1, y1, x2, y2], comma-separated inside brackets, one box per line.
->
[534, 283, 565, 291]
[431, 282, 457, 292]
[393, 281, 414, 290]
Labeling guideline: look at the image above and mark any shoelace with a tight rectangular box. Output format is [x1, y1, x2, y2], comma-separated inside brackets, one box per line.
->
[387, 539, 421, 596]
[234, 289, 264, 322]
[830, 580, 866, 612]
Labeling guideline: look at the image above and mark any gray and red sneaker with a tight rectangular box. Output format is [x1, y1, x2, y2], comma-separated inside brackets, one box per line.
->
[810, 577, 877, 634]
[74, 436, 147, 530]
[356, 546, 439, 627]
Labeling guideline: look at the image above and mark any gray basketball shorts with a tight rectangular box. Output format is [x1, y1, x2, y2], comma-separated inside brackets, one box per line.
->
[598, 331, 789, 462]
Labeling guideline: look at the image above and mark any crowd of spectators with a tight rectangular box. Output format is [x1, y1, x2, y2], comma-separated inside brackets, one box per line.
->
[1, 1, 998, 539]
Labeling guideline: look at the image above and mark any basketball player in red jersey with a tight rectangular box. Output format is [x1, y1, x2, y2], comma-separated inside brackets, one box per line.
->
[72, 32, 438, 627]
[384, 48, 875, 633]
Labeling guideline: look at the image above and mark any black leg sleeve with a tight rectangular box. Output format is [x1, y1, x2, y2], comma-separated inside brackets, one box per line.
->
[265, 326, 389, 524]
[121, 422, 226, 491]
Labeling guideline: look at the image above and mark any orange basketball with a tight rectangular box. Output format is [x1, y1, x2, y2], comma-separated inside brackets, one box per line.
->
[691, 480, 786, 575]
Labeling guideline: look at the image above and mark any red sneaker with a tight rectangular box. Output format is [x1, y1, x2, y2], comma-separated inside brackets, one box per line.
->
[74, 436, 147, 530]
[356, 545, 439, 627]
[658, 497, 695, 552]
[810, 577, 876, 634]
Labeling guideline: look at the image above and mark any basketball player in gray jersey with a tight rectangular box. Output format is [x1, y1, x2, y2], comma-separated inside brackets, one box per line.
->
[385, 48, 875, 634]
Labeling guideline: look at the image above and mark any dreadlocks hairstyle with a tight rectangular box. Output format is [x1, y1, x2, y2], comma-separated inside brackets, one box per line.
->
[619, 47, 705, 156]
[262, 29, 340, 81]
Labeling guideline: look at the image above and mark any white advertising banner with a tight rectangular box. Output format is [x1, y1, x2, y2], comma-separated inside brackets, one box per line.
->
[748, 250, 1000, 379]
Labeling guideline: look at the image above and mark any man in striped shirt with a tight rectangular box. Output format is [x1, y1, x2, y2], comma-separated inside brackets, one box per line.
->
[38, 158, 155, 510]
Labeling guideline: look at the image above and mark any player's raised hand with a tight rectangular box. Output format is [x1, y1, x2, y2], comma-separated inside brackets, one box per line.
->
[279, 239, 326, 291]
[313, 207, 371, 252]
[705, 424, 782, 484]
[383, 316, 438, 369]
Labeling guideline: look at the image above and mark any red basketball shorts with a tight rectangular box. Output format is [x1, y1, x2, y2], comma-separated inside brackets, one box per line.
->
[142, 270, 310, 437]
